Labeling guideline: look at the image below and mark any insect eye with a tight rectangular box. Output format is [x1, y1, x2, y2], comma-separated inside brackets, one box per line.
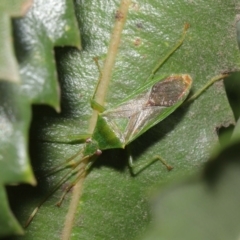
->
[86, 138, 92, 143]
[95, 149, 102, 156]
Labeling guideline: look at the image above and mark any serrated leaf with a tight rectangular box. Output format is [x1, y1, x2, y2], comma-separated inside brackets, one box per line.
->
[7, 0, 240, 239]
[0, 185, 23, 237]
[0, 0, 32, 82]
[13, 0, 81, 109]
[0, 0, 81, 237]
[0, 81, 35, 238]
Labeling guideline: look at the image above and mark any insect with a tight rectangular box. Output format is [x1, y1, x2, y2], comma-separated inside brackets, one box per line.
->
[25, 23, 228, 227]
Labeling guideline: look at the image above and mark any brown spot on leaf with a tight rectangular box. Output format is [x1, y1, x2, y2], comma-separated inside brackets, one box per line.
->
[130, 2, 140, 11]
[115, 10, 124, 21]
[134, 38, 141, 46]
[136, 22, 143, 29]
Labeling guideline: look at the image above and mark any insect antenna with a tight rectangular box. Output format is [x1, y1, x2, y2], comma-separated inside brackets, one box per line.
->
[24, 151, 89, 228]
[56, 168, 86, 207]
[56, 153, 100, 207]
[43, 149, 84, 177]
[24, 168, 77, 227]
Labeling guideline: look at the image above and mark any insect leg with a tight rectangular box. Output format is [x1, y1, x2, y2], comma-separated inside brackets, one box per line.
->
[93, 57, 103, 78]
[91, 98, 105, 113]
[24, 166, 80, 228]
[186, 73, 230, 103]
[55, 155, 98, 207]
[24, 150, 90, 227]
[37, 133, 91, 144]
[127, 147, 173, 175]
[44, 148, 85, 177]
[56, 168, 86, 207]
[90, 57, 107, 113]
[146, 23, 189, 82]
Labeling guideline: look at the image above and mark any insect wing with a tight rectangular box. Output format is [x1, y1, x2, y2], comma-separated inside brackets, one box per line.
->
[102, 74, 192, 147]
[125, 74, 192, 143]
[101, 89, 150, 139]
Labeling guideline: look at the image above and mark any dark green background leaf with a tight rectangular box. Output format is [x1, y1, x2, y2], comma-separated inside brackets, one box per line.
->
[0, 0, 32, 82]
[142, 140, 240, 240]
[3, 0, 240, 239]
[13, 0, 81, 107]
[0, 0, 80, 237]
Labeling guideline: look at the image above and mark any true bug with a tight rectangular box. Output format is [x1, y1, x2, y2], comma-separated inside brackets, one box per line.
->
[25, 23, 228, 227]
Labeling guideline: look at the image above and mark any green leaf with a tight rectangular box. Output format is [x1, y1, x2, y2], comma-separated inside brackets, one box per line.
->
[6, 0, 240, 239]
[0, 0, 80, 237]
[0, 185, 23, 237]
[13, 0, 81, 108]
[141, 140, 240, 240]
[0, 0, 32, 82]
[0, 83, 33, 237]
